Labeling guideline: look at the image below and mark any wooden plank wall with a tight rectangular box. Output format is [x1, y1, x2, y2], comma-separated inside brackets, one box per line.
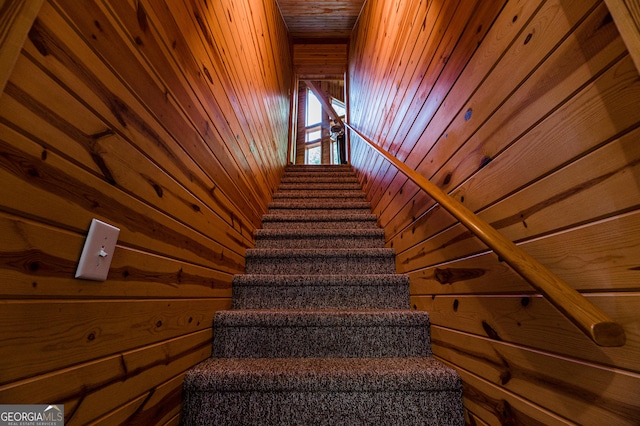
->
[0, 0, 291, 424]
[349, 0, 640, 424]
[278, 0, 365, 39]
[293, 43, 348, 79]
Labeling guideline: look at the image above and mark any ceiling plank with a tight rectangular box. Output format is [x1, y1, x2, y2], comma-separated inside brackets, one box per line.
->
[276, 0, 365, 39]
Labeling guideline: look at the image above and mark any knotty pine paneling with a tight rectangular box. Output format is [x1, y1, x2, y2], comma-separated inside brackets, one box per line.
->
[293, 43, 348, 79]
[410, 210, 640, 295]
[432, 326, 640, 425]
[416, 293, 640, 374]
[0, 0, 291, 423]
[278, 0, 365, 39]
[349, 0, 640, 424]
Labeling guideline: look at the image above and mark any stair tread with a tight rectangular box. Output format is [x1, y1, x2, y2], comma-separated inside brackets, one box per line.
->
[281, 176, 359, 181]
[284, 166, 354, 169]
[232, 274, 410, 310]
[255, 228, 384, 237]
[281, 174, 357, 180]
[269, 201, 371, 208]
[246, 248, 395, 257]
[185, 357, 461, 392]
[277, 184, 362, 190]
[215, 309, 429, 326]
[262, 212, 377, 220]
[273, 192, 366, 198]
[233, 274, 408, 286]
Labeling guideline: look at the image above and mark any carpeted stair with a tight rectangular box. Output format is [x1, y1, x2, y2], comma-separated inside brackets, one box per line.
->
[181, 164, 464, 425]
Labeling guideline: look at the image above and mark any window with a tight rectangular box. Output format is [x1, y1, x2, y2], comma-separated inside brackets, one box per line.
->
[306, 127, 321, 143]
[306, 90, 322, 127]
[302, 88, 346, 165]
[331, 98, 345, 118]
[305, 144, 321, 165]
[304, 90, 324, 164]
[330, 98, 346, 165]
[331, 139, 339, 164]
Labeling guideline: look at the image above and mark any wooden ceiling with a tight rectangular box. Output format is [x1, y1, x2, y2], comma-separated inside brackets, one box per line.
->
[276, 0, 366, 40]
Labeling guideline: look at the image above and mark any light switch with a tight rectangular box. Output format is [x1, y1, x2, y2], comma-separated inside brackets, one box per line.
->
[75, 218, 120, 281]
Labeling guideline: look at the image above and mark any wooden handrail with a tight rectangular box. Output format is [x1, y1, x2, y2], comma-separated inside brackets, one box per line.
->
[345, 123, 626, 347]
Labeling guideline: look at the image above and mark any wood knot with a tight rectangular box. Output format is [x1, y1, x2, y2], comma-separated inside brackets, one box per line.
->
[28, 23, 49, 56]
[464, 109, 473, 121]
[480, 156, 492, 168]
[152, 183, 163, 197]
[500, 370, 512, 385]
[27, 167, 40, 178]
[482, 320, 502, 341]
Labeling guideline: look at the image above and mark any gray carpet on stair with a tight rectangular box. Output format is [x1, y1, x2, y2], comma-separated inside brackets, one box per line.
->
[245, 248, 397, 275]
[181, 165, 464, 425]
[211, 309, 432, 358]
[232, 274, 410, 309]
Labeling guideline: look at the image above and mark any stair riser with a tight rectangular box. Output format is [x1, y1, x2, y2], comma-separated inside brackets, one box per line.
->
[280, 177, 360, 184]
[212, 326, 430, 358]
[273, 197, 367, 204]
[262, 220, 378, 229]
[268, 208, 372, 216]
[262, 221, 378, 229]
[255, 237, 384, 249]
[182, 390, 464, 426]
[232, 286, 409, 309]
[285, 165, 353, 171]
[277, 184, 362, 191]
[281, 174, 357, 182]
[283, 168, 355, 174]
[269, 202, 371, 209]
[274, 190, 365, 197]
[245, 255, 396, 275]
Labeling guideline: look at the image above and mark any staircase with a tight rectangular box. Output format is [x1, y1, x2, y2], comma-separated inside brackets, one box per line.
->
[181, 165, 464, 425]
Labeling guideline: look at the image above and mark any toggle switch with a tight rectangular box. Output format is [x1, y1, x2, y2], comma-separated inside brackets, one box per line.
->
[75, 218, 120, 281]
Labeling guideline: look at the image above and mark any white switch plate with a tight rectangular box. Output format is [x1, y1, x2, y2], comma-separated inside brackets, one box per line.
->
[75, 218, 120, 281]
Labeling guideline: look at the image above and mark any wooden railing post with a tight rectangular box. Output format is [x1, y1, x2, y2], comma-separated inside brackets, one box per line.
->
[346, 124, 626, 347]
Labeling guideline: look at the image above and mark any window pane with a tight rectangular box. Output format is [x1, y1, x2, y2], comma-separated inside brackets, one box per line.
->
[306, 90, 322, 126]
[306, 129, 321, 142]
[331, 140, 339, 165]
[306, 145, 321, 165]
[331, 99, 345, 117]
